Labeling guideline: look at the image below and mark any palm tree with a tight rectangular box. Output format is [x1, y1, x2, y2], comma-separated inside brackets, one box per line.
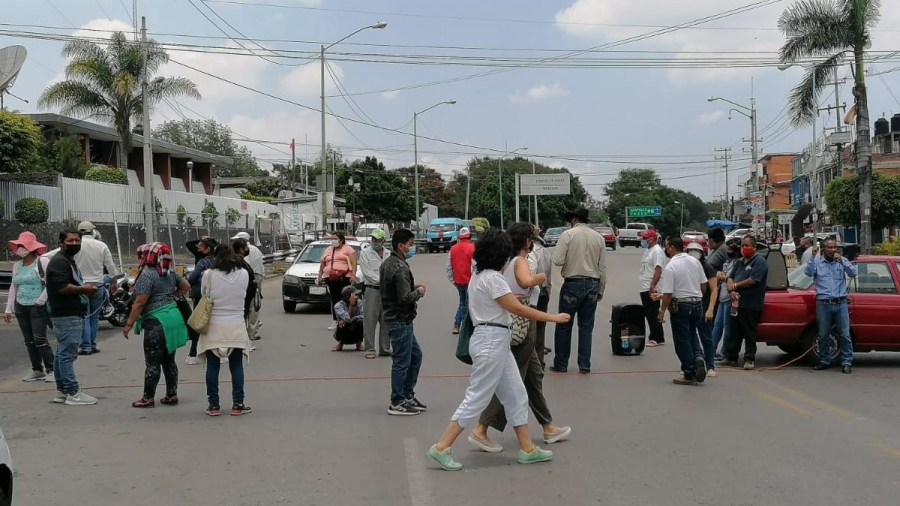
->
[778, 0, 880, 252]
[38, 31, 200, 170]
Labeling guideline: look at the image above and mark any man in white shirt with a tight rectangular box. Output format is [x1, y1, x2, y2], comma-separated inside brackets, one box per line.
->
[638, 229, 667, 347]
[656, 236, 709, 386]
[232, 231, 265, 340]
[75, 221, 118, 355]
[359, 228, 391, 358]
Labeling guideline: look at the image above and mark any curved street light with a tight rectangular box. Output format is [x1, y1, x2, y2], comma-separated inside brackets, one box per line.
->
[413, 99, 457, 234]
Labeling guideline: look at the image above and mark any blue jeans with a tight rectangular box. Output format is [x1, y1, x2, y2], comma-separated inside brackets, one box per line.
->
[711, 300, 731, 356]
[553, 278, 600, 371]
[388, 322, 423, 403]
[81, 283, 105, 352]
[205, 350, 244, 406]
[816, 300, 853, 366]
[697, 308, 716, 370]
[454, 284, 468, 326]
[669, 301, 704, 380]
[52, 316, 84, 394]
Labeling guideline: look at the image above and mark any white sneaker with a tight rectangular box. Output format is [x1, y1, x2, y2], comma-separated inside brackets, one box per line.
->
[65, 391, 98, 406]
[707, 370, 717, 378]
[45, 371, 56, 383]
[23, 370, 46, 382]
[249, 345, 257, 352]
[53, 391, 66, 403]
[185, 356, 199, 365]
[327, 323, 337, 331]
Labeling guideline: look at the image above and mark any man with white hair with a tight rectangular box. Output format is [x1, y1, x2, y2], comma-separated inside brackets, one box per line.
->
[231, 231, 265, 340]
[74, 221, 117, 355]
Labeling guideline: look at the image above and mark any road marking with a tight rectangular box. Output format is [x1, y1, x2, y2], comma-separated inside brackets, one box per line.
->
[778, 387, 857, 419]
[873, 444, 900, 459]
[753, 389, 812, 417]
[403, 437, 436, 506]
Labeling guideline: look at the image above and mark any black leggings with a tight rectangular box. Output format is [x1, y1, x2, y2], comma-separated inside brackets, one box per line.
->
[327, 278, 351, 320]
[188, 297, 200, 357]
[142, 317, 178, 399]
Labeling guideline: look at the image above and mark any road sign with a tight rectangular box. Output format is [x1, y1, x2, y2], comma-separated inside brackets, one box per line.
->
[519, 173, 571, 196]
[778, 214, 792, 225]
[628, 206, 662, 218]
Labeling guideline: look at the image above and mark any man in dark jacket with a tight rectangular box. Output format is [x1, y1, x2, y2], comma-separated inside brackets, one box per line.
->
[380, 229, 427, 416]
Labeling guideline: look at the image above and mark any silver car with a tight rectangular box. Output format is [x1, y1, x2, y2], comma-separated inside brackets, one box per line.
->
[0, 424, 12, 505]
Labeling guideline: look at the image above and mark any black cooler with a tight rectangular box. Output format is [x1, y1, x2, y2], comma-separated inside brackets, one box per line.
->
[610, 303, 646, 356]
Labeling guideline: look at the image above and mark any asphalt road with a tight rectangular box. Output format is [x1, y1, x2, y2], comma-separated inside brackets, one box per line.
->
[2, 247, 900, 506]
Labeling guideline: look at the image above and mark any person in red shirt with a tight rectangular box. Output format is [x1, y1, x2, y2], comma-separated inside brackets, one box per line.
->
[446, 227, 475, 334]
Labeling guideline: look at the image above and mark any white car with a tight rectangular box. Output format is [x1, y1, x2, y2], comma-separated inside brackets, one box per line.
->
[281, 240, 363, 312]
[1, 424, 12, 505]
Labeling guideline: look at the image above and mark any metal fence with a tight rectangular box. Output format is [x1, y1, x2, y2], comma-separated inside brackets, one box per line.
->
[0, 181, 64, 222]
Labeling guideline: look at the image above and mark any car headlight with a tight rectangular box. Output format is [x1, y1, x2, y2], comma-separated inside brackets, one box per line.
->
[284, 275, 300, 285]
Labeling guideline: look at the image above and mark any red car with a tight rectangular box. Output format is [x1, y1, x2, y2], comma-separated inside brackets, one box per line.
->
[591, 226, 618, 250]
[682, 231, 708, 253]
[758, 253, 900, 364]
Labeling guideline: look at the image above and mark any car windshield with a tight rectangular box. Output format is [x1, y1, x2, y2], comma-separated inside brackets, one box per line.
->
[788, 266, 814, 290]
[684, 233, 706, 240]
[295, 243, 360, 264]
[596, 228, 613, 234]
[626, 224, 647, 230]
[428, 224, 456, 233]
[546, 227, 565, 235]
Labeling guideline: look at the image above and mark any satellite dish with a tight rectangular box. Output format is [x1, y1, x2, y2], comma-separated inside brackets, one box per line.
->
[0, 45, 27, 108]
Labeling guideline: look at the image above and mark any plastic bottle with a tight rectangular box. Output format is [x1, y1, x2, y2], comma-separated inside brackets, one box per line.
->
[621, 327, 630, 350]
[730, 295, 740, 317]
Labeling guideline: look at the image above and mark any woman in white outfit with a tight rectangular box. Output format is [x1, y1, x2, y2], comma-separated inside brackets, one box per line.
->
[197, 245, 253, 417]
[428, 228, 570, 471]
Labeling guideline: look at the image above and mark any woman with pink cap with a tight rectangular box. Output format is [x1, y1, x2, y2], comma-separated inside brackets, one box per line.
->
[4, 232, 56, 383]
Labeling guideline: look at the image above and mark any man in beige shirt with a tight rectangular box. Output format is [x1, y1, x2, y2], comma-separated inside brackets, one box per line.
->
[550, 208, 607, 374]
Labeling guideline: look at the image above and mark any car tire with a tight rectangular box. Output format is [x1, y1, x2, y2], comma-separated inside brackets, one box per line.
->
[619, 240, 625, 248]
[799, 327, 841, 365]
[283, 300, 297, 313]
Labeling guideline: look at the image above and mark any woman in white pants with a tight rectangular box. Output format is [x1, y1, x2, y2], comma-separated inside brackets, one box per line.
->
[428, 228, 570, 471]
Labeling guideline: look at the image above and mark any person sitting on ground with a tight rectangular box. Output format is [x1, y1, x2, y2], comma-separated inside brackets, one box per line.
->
[333, 285, 365, 352]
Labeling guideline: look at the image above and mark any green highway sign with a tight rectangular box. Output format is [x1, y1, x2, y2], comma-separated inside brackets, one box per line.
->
[628, 206, 662, 218]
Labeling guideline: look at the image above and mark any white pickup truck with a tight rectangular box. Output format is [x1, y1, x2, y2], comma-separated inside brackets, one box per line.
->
[618, 223, 655, 248]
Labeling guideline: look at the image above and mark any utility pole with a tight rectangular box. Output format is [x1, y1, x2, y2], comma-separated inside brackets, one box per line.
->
[532, 159, 539, 227]
[290, 138, 296, 197]
[414, 111, 419, 235]
[465, 164, 471, 220]
[320, 44, 327, 231]
[140, 17, 155, 243]
[715, 148, 731, 220]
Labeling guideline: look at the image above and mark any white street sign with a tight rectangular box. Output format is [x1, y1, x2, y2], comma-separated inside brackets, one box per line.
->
[778, 214, 792, 225]
[519, 173, 571, 196]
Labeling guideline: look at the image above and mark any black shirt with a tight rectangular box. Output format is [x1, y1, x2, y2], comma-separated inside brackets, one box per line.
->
[46, 253, 88, 318]
[701, 261, 717, 314]
[729, 254, 768, 311]
[379, 252, 423, 323]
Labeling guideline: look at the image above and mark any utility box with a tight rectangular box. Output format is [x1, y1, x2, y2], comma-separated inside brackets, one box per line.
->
[610, 303, 646, 356]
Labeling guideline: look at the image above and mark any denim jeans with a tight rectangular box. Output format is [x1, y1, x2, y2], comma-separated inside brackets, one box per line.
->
[15, 303, 55, 373]
[815, 300, 853, 366]
[81, 282, 106, 352]
[669, 301, 704, 380]
[454, 284, 468, 326]
[697, 308, 716, 370]
[52, 316, 84, 394]
[205, 350, 244, 406]
[553, 278, 599, 371]
[711, 300, 731, 356]
[387, 322, 423, 403]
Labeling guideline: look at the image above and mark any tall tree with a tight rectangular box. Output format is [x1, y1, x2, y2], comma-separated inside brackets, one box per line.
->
[153, 119, 264, 177]
[0, 110, 43, 173]
[396, 165, 462, 218]
[335, 156, 415, 223]
[778, 0, 880, 252]
[38, 31, 200, 170]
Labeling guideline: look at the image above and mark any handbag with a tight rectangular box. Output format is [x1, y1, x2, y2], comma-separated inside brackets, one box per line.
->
[455, 306, 475, 365]
[326, 248, 348, 283]
[509, 296, 531, 346]
[187, 271, 214, 333]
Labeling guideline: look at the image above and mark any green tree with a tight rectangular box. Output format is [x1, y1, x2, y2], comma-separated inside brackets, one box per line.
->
[201, 200, 219, 229]
[604, 168, 707, 238]
[778, 0, 880, 251]
[824, 172, 900, 230]
[176, 203, 187, 226]
[226, 207, 241, 226]
[40, 134, 88, 178]
[38, 31, 200, 170]
[153, 119, 264, 177]
[0, 110, 43, 173]
[241, 177, 280, 198]
[396, 164, 461, 218]
[335, 156, 414, 223]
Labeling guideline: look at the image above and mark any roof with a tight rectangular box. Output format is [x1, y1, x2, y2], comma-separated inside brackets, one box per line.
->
[28, 113, 233, 166]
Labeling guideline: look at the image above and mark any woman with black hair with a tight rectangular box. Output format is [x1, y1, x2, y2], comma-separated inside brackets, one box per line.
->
[332, 285, 365, 351]
[185, 237, 217, 365]
[428, 228, 570, 471]
[317, 232, 357, 331]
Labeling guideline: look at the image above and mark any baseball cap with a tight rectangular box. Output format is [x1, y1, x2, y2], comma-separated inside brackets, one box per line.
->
[231, 231, 251, 241]
[639, 229, 658, 239]
[77, 221, 95, 234]
[370, 228, 386, 240]
[459, 227, 471, 238]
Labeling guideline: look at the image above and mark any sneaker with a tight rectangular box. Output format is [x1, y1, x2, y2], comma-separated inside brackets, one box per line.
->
[673, 377, 698, 386]
[45, 371, 55, 383]
[160, 395, 179, 405]
[543, 426, 572, 444]
[518, 446, 553, 465]
[78, 349, 91, 356]
[91, 348, 100, 354]
[707, 369, 717, 378]
[206, 404, 221, 416]
[695, 357, 707, 383]
[23, 371, 46, 382]
[327, 323, 337, 331]
[428, 445, 462, 471]
[185, 356, 199, 365]
[231, 404, 252, 416]
[717, 358, 740, 368]
[646, 340, 660, 347]
[743, 360, 756, 371]
[452, 324, 460, 335]
[52, 391, 66, 404]
[406, 396, 427, 412]
[468, 433, 503, 453]
[65, 391, 98, 406]
[132, 397, 155, 408]
[249, 345, 257, 352]
[387, 400, 420, 416]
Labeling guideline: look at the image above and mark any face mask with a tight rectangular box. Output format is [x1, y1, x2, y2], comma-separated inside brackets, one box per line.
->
[664, 248, 673, 259]
[404, 245, 416, 260]
[15, 247, 29, 258]
[640, 239, 648, 249]
[332, 240, 340, 247]
[371, 240, 384, 251]
[64, 244, 81, 257]
[741, 246, 756, 258]
[688, 251, 703, 260]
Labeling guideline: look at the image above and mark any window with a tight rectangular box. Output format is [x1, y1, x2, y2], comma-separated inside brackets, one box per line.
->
[852, 262, 896, 294]
[428, 224, 456, 233]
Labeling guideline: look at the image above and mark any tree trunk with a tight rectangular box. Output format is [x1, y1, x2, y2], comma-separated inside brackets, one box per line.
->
[854, 47, 873, 253]
[118, 140, 129, 171]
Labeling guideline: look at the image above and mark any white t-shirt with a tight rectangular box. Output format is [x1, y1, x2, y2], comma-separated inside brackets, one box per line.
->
[468, 269, 513, 326]
[639, 244, 667, 292]
[657, 253, 707, 299]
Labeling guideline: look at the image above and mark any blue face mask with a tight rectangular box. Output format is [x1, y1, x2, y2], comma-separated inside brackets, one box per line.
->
[404, 245, 417, 260]
[640, 239, 648, 249]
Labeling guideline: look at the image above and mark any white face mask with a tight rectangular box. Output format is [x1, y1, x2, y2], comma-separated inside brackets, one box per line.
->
[688, 251, 703, 260]
[332, 240, 340, 247]
[15, 247, 29, 258]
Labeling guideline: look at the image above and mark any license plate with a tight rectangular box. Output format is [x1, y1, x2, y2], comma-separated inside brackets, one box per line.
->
[309, 286, 327, 295]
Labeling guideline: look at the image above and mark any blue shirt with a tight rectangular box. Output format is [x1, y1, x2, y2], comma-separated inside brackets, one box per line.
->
[803, 255, 858, 300]
[729, 254, 768, 310]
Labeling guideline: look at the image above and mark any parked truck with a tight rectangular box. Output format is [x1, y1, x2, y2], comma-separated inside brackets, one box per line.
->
[618, 223, 655, 248]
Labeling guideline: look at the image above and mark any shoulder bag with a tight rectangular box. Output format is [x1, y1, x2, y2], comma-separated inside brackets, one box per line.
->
[509, 296, 531, 346]
[327, 247, 349, 282]
[187, 270, 214, 333]
[455, 306, 475, 365]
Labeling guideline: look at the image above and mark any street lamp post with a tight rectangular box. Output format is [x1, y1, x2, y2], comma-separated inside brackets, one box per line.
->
[320, 22, 387, 232]
[674, 200, 684, 236]
[708, 93, 759, 228]
[499, 144, 527, 229]
[413, 100, 456, 236]
[779, 63, 820, 239]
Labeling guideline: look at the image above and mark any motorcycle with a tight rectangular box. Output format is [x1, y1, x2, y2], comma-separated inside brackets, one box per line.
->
[100, 274, 132, 328]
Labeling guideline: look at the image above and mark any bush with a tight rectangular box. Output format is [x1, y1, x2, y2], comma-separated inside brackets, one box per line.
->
[85, 167, 128, 185]
[472, 217, 490, 233]
[874, 236, 900, 256]
[15, 198, 49, 224]
[241, 192, 274, 203]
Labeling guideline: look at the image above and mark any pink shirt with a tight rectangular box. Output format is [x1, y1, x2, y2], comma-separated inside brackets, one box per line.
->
[323, 244, 355, 278]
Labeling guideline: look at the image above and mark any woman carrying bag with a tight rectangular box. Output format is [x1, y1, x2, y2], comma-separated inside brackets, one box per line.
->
[123, 243, 191, 408]
[317, 232, 357, 331]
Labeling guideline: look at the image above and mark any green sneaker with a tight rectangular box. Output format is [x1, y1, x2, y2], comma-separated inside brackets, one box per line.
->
[518, 446, 553, 465]
[428, 445, 462, 471]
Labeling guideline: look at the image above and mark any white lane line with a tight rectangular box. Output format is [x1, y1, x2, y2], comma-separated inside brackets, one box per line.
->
[403, 437, 436, 506]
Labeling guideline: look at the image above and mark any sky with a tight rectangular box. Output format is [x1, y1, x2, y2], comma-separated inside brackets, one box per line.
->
[4, 0, 900, 204]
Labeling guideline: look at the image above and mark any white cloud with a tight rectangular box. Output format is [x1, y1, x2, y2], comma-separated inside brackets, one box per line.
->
[280, 62, 344, 97]
[380, 90, 401, 100]
[510, 84, 570, 104]
[695, 110, 724, 126]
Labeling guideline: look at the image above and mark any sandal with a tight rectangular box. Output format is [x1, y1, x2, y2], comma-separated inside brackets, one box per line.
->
[331, 343, 343, 352]
[132, 398, 155, 408]
[356, 343, 365, 351]
[365, 352, 377, 359]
